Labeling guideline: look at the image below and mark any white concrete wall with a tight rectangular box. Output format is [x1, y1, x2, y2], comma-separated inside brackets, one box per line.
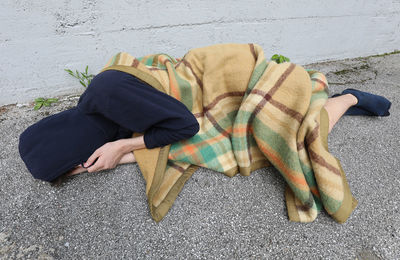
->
[1, 0, 399, 106]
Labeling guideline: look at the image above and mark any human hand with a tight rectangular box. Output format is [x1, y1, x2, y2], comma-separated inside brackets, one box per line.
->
[65, 150, 136, 177]
[84, 140, 125, 173]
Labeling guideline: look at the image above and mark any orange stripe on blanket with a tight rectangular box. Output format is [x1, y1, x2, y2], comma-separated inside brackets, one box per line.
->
[232, 126, 252, 134]
[314, 82, 325, 92]
[165, 63, 181, 100]
[181, 144, 196, 157]
[169, 134, 227, 159]
[179, 144, 201, 162]
[169, 127, 233, 159]
[258, 143, 309, 189]
[168, 78, 180, 99]
[310, 187, 320, 198]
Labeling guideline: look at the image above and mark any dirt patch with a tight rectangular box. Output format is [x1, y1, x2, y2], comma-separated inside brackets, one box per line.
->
[0, 104, 17, 117]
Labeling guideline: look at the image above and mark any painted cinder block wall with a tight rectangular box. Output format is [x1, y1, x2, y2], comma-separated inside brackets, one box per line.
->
[1, 0, 399, 106]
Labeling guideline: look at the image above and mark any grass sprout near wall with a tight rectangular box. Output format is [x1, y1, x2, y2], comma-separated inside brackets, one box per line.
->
[33, 65, 94, 110]
[64, 65, 95, 88]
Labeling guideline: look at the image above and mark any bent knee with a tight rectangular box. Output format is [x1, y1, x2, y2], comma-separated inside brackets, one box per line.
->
[87, 70, 123, 95]
[78, 70, 125, 112]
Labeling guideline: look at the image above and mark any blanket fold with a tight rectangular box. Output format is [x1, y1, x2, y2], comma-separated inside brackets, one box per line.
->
[99, 43, 357, 223]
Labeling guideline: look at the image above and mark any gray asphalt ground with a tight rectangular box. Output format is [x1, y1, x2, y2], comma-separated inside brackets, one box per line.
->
[1, 53, 399, 259]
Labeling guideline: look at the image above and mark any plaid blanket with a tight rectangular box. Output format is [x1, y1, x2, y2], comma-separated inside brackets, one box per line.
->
[100, 43, 357, 223]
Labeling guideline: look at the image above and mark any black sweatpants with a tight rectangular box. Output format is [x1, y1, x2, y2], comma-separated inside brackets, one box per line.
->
[76, 69, 199, 149]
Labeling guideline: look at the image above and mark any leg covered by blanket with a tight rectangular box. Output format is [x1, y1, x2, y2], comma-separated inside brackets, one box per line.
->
[100, 43, 357, 223]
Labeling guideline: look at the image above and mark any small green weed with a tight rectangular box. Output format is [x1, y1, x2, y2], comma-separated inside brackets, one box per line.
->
[34, 98, 58, 110]
[34, 65, 94, 110]
[271, 54, 290, 64]
[65, 65, 95, 88]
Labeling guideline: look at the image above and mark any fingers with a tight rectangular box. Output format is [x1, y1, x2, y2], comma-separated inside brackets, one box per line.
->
[86, 157, 115, 173]
[84, 149, 101, 168]
[83, 142, 122, 173]
[86, 158, 104, 173]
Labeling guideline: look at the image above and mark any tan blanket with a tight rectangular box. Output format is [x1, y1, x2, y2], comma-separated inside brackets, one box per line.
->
[99, 43, 357, 223]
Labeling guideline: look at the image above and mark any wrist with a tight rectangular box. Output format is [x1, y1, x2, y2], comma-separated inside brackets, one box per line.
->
[117, 135, 146, 153]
